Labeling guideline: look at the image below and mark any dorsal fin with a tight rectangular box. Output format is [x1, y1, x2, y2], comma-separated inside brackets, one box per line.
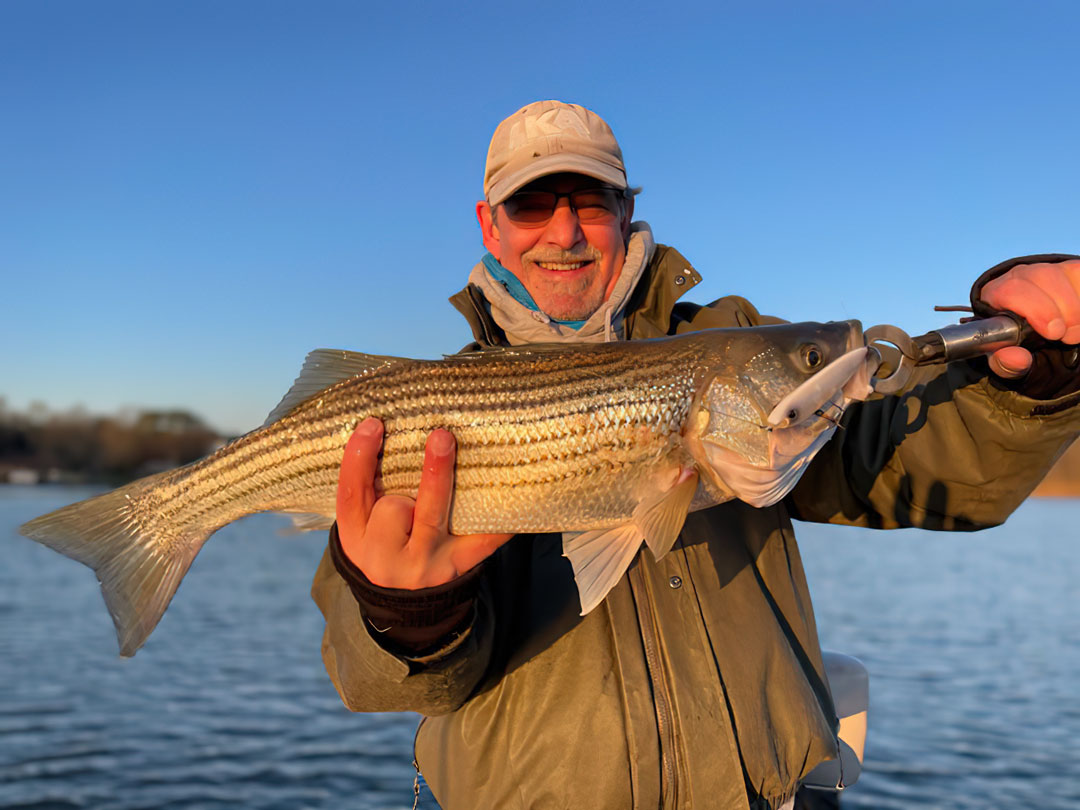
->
[263, 348, 407, 425]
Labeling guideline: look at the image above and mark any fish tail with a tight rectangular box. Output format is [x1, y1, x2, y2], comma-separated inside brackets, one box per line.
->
[19, 471, 211, 657]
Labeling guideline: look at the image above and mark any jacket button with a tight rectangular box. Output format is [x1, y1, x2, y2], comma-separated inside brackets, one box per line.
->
[669, 575, 683, 589]
[674, 275, 686, 286]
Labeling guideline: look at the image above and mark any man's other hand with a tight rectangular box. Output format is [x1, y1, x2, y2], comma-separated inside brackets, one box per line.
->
[979, 259, 1080, 379]
[336, 417, 514, 589]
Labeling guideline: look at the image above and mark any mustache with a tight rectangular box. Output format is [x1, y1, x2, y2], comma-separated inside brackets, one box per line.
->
[524, 247, 601, 264]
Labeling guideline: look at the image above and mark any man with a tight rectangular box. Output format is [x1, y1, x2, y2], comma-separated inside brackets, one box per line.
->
[313, 100, 1080, 809]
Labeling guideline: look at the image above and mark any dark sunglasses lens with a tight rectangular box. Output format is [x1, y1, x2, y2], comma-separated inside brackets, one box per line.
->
[503, 192, 557, 223]
[502, 189, 623, 224]
[571, 189, 621, 221]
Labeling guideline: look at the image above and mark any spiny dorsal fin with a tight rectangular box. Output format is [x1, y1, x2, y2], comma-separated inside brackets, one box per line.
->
[264, 348, 407, 426]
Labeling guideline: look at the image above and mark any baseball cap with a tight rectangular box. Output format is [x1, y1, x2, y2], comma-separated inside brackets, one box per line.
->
[483, 100, 628, 206]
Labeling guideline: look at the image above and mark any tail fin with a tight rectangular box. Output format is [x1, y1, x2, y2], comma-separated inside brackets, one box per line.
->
[19, 472, 212, 657]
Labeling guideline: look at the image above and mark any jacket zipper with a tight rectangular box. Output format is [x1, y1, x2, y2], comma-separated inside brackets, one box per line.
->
[411, 717, 426, 810]
[630, 560, 679, 808]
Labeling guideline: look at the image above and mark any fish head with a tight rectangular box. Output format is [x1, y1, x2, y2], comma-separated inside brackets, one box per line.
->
[684, 320, 871, 507]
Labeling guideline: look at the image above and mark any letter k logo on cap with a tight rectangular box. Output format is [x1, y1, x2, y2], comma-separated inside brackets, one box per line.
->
[509, 108, 593, 150]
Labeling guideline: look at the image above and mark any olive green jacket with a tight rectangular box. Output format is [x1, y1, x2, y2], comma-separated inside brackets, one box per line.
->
[312, 246, 1080, 810]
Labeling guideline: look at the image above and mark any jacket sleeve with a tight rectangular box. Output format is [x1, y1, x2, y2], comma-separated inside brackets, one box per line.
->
[326, 523, 482, 656]
[311, 544, 495, 715]
[969, 253, 1080, 400]
[786, 359, 1080, 529]
[786, 253, 1080, 530]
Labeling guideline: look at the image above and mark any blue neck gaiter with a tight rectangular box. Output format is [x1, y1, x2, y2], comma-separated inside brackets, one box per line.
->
[481, 253, 587, 329]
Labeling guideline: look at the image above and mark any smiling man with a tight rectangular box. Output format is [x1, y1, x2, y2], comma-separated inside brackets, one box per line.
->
[477, 173, 632, 323]
[474, 103, 635, 328]
[468, 103, 645, 343]
[313, 101, 1080, 810]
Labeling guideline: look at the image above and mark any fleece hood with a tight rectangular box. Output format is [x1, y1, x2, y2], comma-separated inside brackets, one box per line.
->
[467, 222, 656, 345]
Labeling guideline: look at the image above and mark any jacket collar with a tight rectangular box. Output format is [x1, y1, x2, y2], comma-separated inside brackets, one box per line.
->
[449, 243, 702, 347]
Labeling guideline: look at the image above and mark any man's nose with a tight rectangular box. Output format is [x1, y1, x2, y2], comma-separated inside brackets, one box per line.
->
[542, 199, 586, 248]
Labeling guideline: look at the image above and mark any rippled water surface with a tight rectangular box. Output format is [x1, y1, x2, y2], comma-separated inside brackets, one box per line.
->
[2, 486, 1078, 809]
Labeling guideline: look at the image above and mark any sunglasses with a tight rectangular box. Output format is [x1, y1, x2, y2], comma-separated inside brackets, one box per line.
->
[501, 188, 629, 226]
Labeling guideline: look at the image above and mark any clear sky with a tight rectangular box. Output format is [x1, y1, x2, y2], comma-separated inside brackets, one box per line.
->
[3, 0, 1077, 435]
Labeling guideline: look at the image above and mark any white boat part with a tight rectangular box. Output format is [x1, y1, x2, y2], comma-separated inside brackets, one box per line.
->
[803, 651, 869, 791]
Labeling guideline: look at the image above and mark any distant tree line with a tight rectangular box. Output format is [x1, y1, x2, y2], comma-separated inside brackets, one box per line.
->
[0, 399, 224, 483]
[1033, 439, 1080, 497]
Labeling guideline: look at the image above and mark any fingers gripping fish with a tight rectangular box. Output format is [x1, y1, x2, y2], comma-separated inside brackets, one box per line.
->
[20, 321, 871, 655]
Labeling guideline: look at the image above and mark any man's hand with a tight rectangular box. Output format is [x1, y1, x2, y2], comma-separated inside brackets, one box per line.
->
[336, 417, 514, 590]
[979, 259, 1080, 379]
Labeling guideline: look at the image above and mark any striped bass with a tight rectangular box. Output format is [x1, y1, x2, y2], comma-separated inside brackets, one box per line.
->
[19, 321, 873, 656]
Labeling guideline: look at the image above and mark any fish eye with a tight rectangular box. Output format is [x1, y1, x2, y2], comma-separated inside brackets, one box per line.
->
[801, 344, 824, 370]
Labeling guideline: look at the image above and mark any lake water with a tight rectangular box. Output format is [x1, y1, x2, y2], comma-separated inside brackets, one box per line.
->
[1, 486, 1077, 809]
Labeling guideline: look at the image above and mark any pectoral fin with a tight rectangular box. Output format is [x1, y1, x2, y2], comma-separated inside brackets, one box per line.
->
[562, 525, 644, 615]
[562, 468, 698, 615]
[639, 469, 697, 561]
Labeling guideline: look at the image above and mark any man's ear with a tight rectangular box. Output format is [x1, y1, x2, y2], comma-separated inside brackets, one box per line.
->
[477, 201, 501, 259]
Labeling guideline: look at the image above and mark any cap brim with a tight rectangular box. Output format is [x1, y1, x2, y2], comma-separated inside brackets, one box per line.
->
[487, 154, 627, 205]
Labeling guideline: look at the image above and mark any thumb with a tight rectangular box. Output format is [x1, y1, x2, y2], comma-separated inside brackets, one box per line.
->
[989, 346, 1033, 379]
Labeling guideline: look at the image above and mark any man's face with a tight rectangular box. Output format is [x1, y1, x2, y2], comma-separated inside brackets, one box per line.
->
[476, 173, 634, 322]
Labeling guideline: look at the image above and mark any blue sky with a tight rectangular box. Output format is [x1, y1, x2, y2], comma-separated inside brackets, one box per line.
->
[3, 0, 1077, 434]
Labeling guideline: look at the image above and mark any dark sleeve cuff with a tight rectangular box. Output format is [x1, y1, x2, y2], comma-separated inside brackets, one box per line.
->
[328, 522, 483, 656]
[970, 253, 1080, 400]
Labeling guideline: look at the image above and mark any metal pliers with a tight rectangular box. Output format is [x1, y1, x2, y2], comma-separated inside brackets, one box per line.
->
[866, 314, 1032, 394]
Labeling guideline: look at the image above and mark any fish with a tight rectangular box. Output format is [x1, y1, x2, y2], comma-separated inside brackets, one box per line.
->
[19, 321, 874, 656]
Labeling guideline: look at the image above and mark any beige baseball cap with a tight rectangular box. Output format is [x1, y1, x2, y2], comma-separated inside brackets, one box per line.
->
[484, 100, 628, 205]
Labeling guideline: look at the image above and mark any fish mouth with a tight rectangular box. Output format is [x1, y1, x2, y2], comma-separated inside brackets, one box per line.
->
[766, 346, 871, 429]
[766, 320, 868, 429]
[698, 392, 848, 508]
